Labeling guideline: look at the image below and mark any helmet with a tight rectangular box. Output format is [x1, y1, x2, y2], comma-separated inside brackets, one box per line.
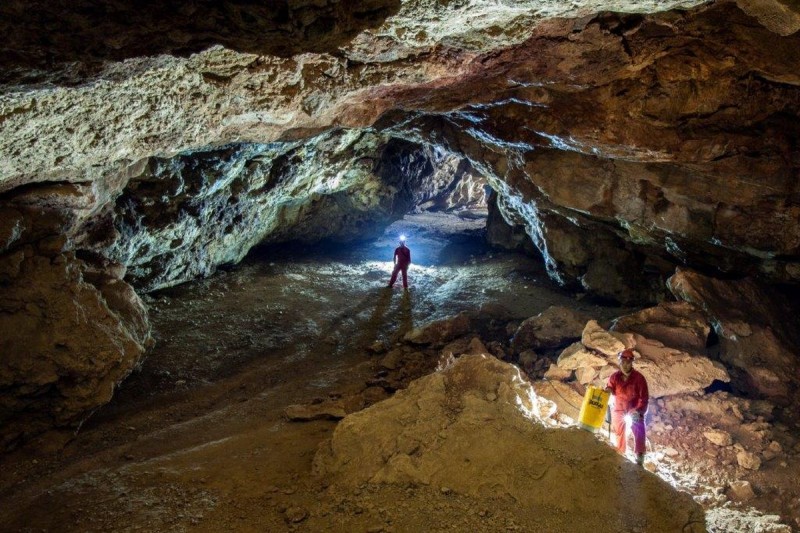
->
[618, 349, 635, 360]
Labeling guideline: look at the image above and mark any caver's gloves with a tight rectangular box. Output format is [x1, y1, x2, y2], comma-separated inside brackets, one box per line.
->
[629, 411, 643, 423]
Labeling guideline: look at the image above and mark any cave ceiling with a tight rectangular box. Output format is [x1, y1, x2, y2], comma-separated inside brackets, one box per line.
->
[1, 0, 798, 287]
[1, 0, 800, 447]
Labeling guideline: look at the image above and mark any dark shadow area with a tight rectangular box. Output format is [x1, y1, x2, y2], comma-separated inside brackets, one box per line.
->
[0, 0, 401, 86]
[704, 379, 733, 394]
[435, 228, 487, 266]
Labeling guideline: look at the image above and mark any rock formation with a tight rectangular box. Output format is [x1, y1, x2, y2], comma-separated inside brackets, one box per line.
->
[0, 0, 799, 446]
[314, 354, 706, 532]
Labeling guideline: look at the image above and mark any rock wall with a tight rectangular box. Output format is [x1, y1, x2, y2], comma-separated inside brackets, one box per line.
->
[0, 185, 151, 450]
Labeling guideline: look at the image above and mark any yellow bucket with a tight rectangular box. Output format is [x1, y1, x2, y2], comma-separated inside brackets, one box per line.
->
[577, 386, 610, 432]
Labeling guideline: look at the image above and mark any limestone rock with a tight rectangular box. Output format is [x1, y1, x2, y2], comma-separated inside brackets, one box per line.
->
[510, 305, 589, 354]
[404, 312, 472, 346]
[556, 342, 609, 371]
[314, 354, 705, 532]
[631, 334, 730, 398]
[580, 320, 627, 358]
[668, 269, 800, 404]
[728, 480, 756, 502]
[0, 252, 151, 450]
[543, 364, 572, 382]
[704, 430, 734, 447]
[532, 380, 583, 423]
[706, 508, 792, 533]
[611, 302, 711, 354]
[736, 450, 762, 471]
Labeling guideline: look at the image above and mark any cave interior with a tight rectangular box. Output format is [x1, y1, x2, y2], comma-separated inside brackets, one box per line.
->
[1, 0, 800, 531]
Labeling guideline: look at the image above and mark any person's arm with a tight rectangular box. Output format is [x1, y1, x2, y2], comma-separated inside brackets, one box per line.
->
[604, 374, 615, 395]
[407, 248, 411, 264]
[394, 249, 398, 265]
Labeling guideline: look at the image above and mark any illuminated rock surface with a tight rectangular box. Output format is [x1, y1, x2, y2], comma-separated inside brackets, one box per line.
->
[314, 354, 706, 532]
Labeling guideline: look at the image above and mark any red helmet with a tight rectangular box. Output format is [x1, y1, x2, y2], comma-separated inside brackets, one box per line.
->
[618, 349, 635, 360]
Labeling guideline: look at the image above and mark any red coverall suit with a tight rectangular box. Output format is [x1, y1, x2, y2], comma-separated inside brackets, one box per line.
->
[606, 369, 649, 456]
[388, 244, 411, 288]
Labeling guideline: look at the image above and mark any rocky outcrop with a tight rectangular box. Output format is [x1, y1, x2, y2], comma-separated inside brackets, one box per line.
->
[484, 190, 537, 255]
[0, 0, 403, 84]
[556, 321, 729, 397]
[668, 268, 800, 404]
[106, 131, 415, 291]
[510, 305, 589, 354]
[611, 301, 712, 354]
[0, 179, 152, 450]
[385, 142, 487, 213]
[0, 251, 150, 449]
[314, 354, 706, 532]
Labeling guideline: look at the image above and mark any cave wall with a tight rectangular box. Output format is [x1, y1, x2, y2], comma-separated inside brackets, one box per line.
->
[0, 184, 151, 450]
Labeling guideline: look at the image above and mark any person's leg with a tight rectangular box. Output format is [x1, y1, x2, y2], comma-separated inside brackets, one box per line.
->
[401, 266, 408, 288]
[611, 410, 627, 454]
[631, 419, 646, 462]
[389, 265, 400, 287]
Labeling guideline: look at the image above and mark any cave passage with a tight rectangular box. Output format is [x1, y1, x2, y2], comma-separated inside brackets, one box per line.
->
[85, 211, 631, 434]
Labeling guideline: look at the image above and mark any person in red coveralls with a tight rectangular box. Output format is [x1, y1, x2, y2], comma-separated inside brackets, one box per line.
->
[605, 348, 649, 465]
[388, 236, 411, 289]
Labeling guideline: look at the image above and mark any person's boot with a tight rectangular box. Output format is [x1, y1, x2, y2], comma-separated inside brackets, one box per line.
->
[635, 453, 645, 466]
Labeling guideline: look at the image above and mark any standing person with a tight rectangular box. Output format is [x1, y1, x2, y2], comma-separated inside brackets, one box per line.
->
[605, 349, 649, 465]
[388, 236, 411, 289]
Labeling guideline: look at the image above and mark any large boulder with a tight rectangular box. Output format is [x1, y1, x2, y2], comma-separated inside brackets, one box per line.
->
[629, 334, 730, 398]
[404, 312, 472, 346]
[668, 268, 800, 404]
[314, 354, 706, 532]
[510, 305, 589, 354]
[611, 301, 711, 354]
[0, 251, 151, 450]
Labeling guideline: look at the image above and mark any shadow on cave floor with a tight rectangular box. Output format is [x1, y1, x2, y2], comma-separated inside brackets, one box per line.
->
[27, 211, 632, 455]
[98, 212, 632, 410]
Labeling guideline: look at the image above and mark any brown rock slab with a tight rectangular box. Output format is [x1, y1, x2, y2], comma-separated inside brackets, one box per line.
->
[611, 301, 711, 354]
[510, 305, 589, 353]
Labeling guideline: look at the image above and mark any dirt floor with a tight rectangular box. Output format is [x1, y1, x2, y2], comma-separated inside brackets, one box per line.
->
[0, 212, 797, 532]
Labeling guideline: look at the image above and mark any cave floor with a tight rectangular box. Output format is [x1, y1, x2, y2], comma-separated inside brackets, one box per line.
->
[0, 213, 798, 532]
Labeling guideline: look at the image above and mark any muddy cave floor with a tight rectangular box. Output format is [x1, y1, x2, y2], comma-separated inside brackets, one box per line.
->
[1, 212, 799, 532]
